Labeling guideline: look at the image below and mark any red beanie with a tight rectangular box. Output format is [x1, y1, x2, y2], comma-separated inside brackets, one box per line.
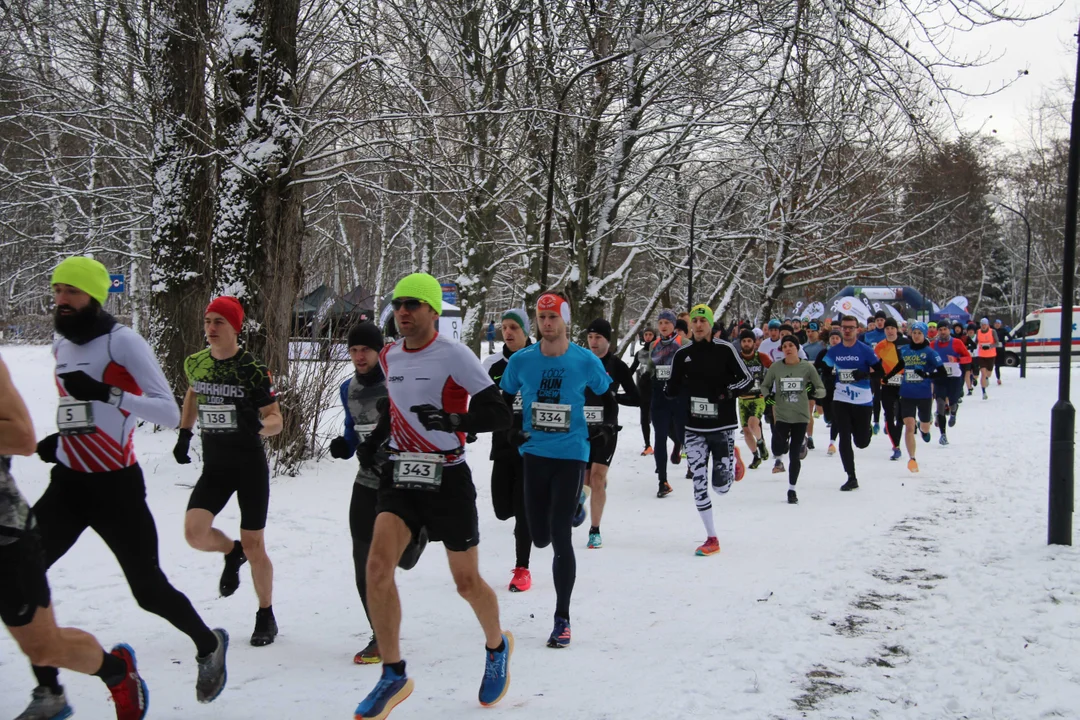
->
[205, 296, 244, 333]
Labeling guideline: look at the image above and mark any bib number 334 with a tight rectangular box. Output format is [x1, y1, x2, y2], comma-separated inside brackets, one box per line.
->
[532, 402, 571, 433]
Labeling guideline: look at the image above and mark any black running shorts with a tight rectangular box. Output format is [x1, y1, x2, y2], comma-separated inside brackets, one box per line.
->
[376, 462, 479, 552]
[900, 397, 933, 423]
[587, 428, 618, 468]
[0, 528, 51, 628]
[187, 451, 271, 531]
[977, 356, 996, 372]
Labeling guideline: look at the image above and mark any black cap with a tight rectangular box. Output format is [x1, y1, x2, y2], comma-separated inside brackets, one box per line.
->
[739, 328, 755, 341]
[587, 318, 612, 342]
[884, 318, 898, 329]
[874, 310, 887, 319]
[675, 318, 689, 334]
[780, 334, 800, 349]
[347, 321, 384, 351]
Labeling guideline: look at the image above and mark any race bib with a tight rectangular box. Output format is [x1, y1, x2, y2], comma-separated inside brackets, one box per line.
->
[583, 405, 604, 424]
[904, 369, 922, 383]
[392, 452, 443, 491]
[357, 423, 377, 440]
[690, 397, 718, 418]
[199, 404, 238, 432]
[887, 373, 902, 386]
[57, 396, 94, 435]
[655, 365, 672, 381]
[512, 393, 523, 413]
[837, 369, 856, 384]
[945, 362, 961, 378]
[532, 402, 571, 432]
[780, 378, 803, 393]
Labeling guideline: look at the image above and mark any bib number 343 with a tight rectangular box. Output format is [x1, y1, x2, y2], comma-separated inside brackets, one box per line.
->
[393, 452, 444, 491]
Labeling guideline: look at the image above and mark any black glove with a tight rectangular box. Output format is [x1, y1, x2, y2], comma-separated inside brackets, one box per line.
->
[913, 368, 929, 378]
[237, 406, 263, 435]
[58, 371, 111, 403]
[851, 369, 870, 381]
[36, 433, 59, 464]
[507, 429, 530, 448]
[356, 441, 377, 471]
[764, 395, 776, 407]
[465, 433, 478, 444]
[173, 428, 193, 464]
[410, 404, 461, 433]
[329, 436, 353, 459]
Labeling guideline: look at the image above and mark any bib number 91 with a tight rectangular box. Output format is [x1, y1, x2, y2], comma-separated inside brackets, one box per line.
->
[690, 397, 717, 418]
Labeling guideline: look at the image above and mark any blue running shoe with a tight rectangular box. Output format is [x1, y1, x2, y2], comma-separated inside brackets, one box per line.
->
[547, 616, 571, 649]
[354, 665, 414, 720]
[890, 447, 901, 461]
[572, 490, 587, 528]
[479, 632, 514, 707]
[873, 422, 880, 435]
[921, 431, 931, 443]
[939, 435, 949, 446]
[587, 531, 602, 549]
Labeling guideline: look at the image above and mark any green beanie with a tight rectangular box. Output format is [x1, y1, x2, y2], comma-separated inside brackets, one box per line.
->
[689, 303, 715, 328]
[392, 273, 443, 315]
[50, 256, 110, 306]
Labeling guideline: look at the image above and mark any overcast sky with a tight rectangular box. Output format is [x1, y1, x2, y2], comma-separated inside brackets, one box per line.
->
[947, 1, 1080, 148]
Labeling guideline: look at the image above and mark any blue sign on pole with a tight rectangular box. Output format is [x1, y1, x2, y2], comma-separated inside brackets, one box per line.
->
[109, 275, 125, 293]
[441, 283, 458, 306]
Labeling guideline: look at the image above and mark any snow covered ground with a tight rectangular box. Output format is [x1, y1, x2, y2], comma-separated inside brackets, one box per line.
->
[2, 343, 1079, 720]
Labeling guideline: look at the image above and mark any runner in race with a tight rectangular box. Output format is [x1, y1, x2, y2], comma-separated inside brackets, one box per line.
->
[801, 322, 825, 450]
[328, 321, 427, 664]
[758, 320, 783, 364]
[889, 322, 946, 473]
[761, 336, 826, 504]
[645, 310, 688, 498]
[929, 322, 971, 445]
[355, 273, 513, 719]
[2, 354, 149, 720]
[663, 305, 752, 556]
[993, 319, 1010, 385]
[628, 328, 655, 456]
[736, 329, 772, 470]
[500, 293, 611, 646]
[953, 322, 973, 397]
[873, 318, 909, 461]
[814, 330, 843, 456]
[582, 319, 639, 549]
[481, 309, 534, 592]
[975, 318, 999, 400]
[862, 311, 887, 436]
[174, 297, 283, 647]
[821, 316, 883, 491]
[964, 323, 979, 395]
[26, 257, 228, 714]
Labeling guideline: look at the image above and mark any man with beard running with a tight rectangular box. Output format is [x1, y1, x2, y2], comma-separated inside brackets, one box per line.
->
[355, 273, 513, 719]
[26, 257, 227, 716]
[821, 315, 883, 491]
[328, 321, 427, 665]
[582, 318, 639, 549]
[928, 322, 971, 446]
[174, 297, 283, 647]
[501, 293, 611, 646]
[664, 305, 752, 556]
[628, 328, 656, 455]
[645, 310, 689, 497]
[735, 329, 772, 469]
[481, 309, 534, 593]
[2, 355, 148, 720]
[873, 318, 909, 461]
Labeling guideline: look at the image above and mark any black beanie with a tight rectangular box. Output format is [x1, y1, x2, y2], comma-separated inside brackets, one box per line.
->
[739, 329, 755, 341]
[781, 334, 801, 349]
[347, 321, 384, 351]
[675, 318, 689, 334]
[587, 318, 612, 342]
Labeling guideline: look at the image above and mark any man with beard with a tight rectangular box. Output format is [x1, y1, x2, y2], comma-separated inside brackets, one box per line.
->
[482, 309, 534, 592]
[25, 257, 228, 716]
[735, 329, 772, 469]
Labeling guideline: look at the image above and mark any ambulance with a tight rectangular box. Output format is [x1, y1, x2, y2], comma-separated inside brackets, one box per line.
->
[1002, 306, 1080, 366]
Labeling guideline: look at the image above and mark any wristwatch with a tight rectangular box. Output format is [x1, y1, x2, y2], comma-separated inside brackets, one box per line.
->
[107, 385, 124, 407]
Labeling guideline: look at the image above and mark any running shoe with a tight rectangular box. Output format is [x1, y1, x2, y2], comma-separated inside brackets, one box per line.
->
[15, 686, 73, 720]
[799, 441, 808, 460]
[920, 431, 931, 443]
[997, 379, 1002, 386]
[806, 436, 815, 450]
[908, 458, 919, 473]
[219, 541, 247, 598]
[948, 413, 957, 428]
[685, 467, 693, 480]
[354, 636, 381, 664]
[670, 447, 682, 465]
[572, 490, 587, 528]
[967, 388, 973, 396]
[890, 447, 901, 461]
[509, 567, 532, 593]
[195, 628, 229, 704]
[787, 489, 798, 505]
[734, 447, 745, 481]
[873, 422, 880, 435]
[749, 454, 762, 470]
[587, 532, 602, 549]
[840, 477, 859, 491]
[827, 443, 837, 457]
[251, 607, 278, 647]
[757, 440, 769, 461]
[479, 632, 513, 707]
[354, 664, 414, 719]
[547, 617, 571, 648]
[695, 537, 720, 556]
[939, 435, 949, 446]
[656, 482, 672, 498]
[772, 459, 785, 474]
[108, 644, 149, 720]
[982, 390, 988, 400]
[641, 445, 653, 456]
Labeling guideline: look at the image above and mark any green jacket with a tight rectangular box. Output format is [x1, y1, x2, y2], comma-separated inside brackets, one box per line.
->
[761, 359, 825, 424]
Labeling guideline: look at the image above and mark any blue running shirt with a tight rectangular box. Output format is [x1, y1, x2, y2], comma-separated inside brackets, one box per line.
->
[823, 340, 878, 406]
[898, 343, 944, 399]
[500, 342, 611, 462]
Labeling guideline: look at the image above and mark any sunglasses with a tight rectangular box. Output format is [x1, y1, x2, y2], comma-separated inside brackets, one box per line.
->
[392, 298, 423, 311]
[841, 325, 858, 331]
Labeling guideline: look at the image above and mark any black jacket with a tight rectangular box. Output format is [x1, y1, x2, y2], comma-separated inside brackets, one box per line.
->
[584, 350, 640, 432]
[483, 341, 530, 461]
[664, 338, 753, 432]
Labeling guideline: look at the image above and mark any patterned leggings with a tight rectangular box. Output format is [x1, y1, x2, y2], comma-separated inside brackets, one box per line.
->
[684, 429, 736, 513]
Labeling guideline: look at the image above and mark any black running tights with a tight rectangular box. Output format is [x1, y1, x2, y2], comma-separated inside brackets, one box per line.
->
[522, 454, 584, 621]
[830, 402, 873, 478]
[771, 421, 808, 485]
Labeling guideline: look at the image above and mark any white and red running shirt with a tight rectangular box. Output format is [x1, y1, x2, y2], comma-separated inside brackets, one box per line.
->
[378, 333, 493, 466]
[53, 325, 180, 472]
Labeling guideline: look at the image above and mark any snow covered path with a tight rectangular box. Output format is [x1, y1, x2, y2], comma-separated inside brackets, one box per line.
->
[1, 344, 1078, 719]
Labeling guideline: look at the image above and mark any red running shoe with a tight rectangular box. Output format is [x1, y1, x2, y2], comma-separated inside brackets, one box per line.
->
[108, 644, 148, 720]
[641, 445, 653, 456]
[695, 537, 720, 556]
[734, 447, 745, 481]
[509, 567, 532, 593]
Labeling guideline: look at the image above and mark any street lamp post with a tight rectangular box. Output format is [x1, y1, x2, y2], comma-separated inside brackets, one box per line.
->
[688, 176, 737, 310]
[985, 194, 1033, 378]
